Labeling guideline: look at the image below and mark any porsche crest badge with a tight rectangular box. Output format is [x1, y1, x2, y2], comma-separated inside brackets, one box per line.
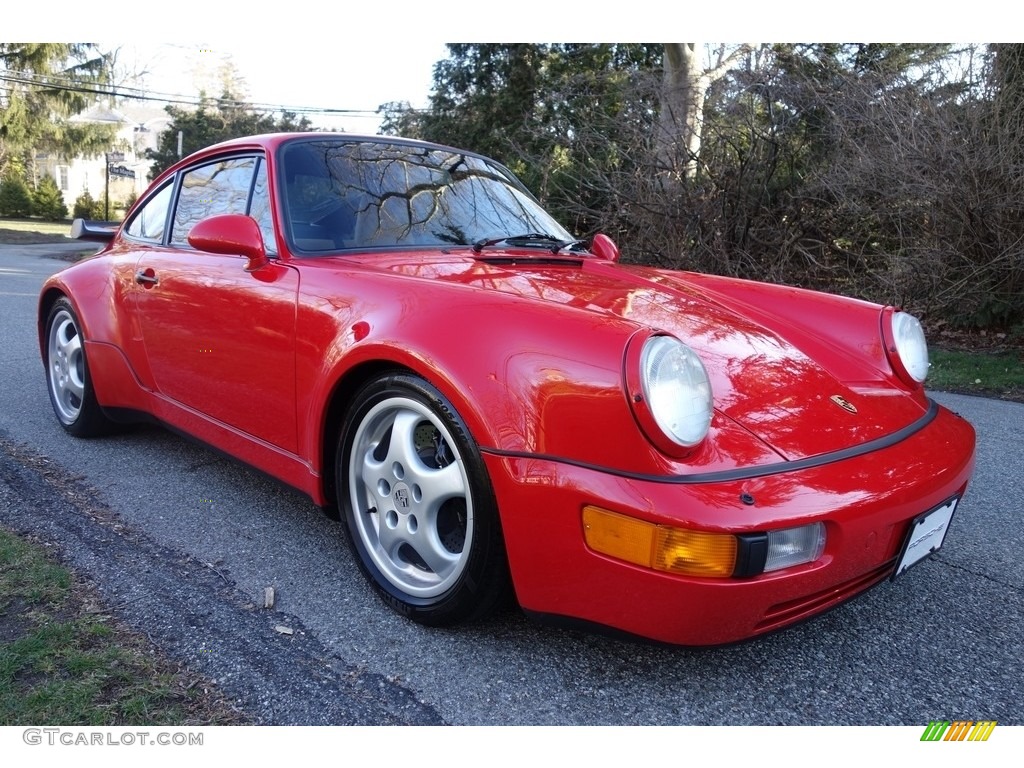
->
[830, 395, 858, 414]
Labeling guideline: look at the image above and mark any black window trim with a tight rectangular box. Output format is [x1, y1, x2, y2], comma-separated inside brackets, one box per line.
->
[245, 156, 278, 257]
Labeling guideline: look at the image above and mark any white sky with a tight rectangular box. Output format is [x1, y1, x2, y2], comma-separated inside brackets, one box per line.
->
[104, 41, 451, 134]
[5, 0, 998, 136]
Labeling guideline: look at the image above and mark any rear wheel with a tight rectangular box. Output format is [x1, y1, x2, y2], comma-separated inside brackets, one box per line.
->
[338, 373, 509, 626]
[44, 297, 112, 437]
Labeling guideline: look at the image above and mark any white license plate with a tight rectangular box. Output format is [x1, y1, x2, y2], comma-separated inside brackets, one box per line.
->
[892, 496, 958, 580]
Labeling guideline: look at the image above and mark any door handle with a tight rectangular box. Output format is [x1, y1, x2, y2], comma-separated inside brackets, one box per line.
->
[135, 269, 158, 286]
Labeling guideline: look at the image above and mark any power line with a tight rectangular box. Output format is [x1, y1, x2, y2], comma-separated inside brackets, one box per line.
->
[0, 68, 395, 118]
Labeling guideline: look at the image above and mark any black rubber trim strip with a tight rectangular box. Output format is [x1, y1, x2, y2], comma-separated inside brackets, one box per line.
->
[482, 398, 940, 485]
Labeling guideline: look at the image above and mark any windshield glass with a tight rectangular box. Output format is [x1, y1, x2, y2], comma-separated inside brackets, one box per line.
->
[279, 139, 573, 252]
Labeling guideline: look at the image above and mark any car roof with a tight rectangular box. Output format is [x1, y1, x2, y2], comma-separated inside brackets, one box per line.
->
[154, 132, 500, 187]
[197, 132, 481, 159]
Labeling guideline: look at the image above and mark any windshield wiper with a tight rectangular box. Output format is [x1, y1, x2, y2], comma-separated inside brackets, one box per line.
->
[472, 233, 586, 254]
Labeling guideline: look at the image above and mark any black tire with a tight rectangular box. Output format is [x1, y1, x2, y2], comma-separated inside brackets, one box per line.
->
[337, 372, 509, 626]
[43, 297, 113, 437]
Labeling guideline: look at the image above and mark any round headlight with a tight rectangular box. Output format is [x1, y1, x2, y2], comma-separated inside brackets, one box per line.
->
[640, 336, 713, 447]
[891, 311, 929, 383]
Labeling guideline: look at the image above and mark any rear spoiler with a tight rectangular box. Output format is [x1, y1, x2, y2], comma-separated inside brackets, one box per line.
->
[70, 218, 119, 242]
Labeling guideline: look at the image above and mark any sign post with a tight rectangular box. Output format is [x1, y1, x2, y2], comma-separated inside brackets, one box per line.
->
[104, 152, 127, 221]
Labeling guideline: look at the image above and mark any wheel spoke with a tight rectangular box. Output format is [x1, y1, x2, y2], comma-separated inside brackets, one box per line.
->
[380, 409, 426, 472]
[361, 443, 387, 485]
[410, 530, 461, 577]
[417, 461, 466, 510]
[375, 512, 404, 557]
[65, 372, 85, 402]
[61, 322, 82, 359]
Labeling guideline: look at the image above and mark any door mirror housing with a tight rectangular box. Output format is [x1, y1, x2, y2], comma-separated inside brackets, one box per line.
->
[188, 214, 269, 272]
[590, 233, 621, 263]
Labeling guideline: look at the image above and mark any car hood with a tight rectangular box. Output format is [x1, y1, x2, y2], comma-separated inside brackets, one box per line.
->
[359, 251, 927, 461]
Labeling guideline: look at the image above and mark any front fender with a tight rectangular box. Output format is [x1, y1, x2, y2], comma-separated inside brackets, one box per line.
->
[294, 267, 682, 483]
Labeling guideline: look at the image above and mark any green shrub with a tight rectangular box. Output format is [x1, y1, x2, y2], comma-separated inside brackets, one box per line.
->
[73, 189, 105, 219]
[0, 173, 34, 217]
[32, 175, 68, 221]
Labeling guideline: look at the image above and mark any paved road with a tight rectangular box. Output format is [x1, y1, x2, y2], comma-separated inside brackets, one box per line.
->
[1, 244, 1022, 726]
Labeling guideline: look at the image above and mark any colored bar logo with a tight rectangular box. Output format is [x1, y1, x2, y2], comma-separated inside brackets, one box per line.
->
[921, 720, 997, 741]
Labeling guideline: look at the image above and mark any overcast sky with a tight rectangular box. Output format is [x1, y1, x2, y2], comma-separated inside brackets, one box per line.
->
[104, 41, 451, 134]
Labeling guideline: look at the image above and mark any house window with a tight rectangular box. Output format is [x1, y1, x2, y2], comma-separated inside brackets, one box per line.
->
[57, 166, 70, 193]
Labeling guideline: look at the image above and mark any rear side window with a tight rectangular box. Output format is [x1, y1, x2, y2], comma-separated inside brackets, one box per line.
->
[124, 182, 173, 241]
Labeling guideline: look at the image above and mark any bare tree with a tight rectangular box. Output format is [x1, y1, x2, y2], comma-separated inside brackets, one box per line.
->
[656, 43, 755, 180]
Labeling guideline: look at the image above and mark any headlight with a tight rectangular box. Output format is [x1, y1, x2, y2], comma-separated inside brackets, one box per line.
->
[638, 335, 713, 449]
[889, 311, 929, 384]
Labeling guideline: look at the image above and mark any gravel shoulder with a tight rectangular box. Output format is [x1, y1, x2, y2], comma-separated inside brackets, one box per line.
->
[0, 434, 444, 726]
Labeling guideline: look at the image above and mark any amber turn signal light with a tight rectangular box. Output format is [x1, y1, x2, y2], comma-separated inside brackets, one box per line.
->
[583, 505, 738, 578]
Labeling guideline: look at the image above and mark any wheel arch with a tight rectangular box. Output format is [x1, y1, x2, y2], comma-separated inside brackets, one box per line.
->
[318, 358, 416, 510]
[38, 286, 74, 363]
[313, 346, 501, 510]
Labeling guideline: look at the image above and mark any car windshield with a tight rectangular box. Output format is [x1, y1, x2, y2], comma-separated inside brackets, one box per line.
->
[280, 139, 574, 252]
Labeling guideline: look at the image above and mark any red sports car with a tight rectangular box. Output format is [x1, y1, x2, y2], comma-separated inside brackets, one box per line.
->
[39, 133, 976, 645]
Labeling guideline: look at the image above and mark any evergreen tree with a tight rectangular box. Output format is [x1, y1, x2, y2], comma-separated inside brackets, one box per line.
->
[146, 91, 314, 178]
[381, 44, 662, 228]
[73, 188, 104, 219]
[0, 44, 117, 177]
[0, 172, 34, 217]
[32, 175, 68, 220]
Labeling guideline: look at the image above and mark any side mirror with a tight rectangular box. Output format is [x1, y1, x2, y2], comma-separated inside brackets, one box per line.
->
[590, 233, 621, 263]
[70, 218, 118, 242]
[188, 214, 269, 272]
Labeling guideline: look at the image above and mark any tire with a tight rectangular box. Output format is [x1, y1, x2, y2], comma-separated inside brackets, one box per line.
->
[44, 297, 112, 437]
[337, 373, 509, 626]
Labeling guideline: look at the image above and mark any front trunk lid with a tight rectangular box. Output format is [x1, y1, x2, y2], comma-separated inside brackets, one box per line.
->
[358, 250, 926, 461]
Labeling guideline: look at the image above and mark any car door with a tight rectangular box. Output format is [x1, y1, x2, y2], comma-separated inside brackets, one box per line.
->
[132, 154, 300, 454]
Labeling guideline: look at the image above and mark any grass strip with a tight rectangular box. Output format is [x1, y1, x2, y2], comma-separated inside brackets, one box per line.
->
[0, 527, 242, 726]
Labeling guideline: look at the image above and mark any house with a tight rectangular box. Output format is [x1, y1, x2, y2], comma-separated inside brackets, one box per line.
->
[36, 101, 173, 217]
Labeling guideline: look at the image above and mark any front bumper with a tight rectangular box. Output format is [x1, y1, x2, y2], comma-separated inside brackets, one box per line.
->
[485, 402, 976, 646]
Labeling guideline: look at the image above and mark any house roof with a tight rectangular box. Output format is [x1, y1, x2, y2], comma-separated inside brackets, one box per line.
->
[68, 101, 173, 131]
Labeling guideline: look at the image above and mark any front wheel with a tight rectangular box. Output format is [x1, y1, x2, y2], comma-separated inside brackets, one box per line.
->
[338, 373, 509, 626]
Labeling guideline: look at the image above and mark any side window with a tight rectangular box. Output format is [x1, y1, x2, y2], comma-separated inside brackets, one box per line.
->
[171, 157, 256, 246]
[248, 159, 277, 256]
[124, 182, 173, 242]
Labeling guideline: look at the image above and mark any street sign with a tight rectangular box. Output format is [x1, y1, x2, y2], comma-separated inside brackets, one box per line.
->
[108, 165, 135, 179]
[106, 151, 125, 163]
